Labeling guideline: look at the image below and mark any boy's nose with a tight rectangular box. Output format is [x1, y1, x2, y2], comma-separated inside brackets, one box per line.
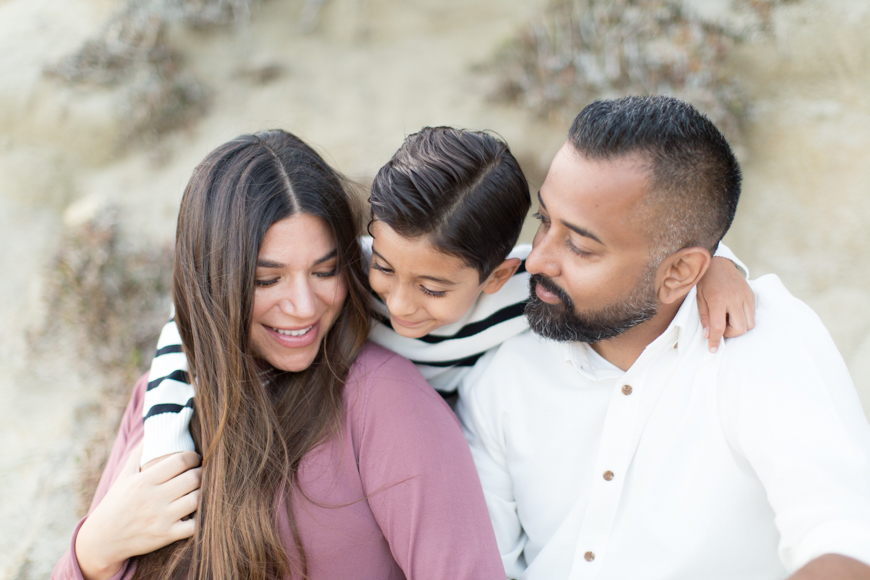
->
[386, 283, 417, 318]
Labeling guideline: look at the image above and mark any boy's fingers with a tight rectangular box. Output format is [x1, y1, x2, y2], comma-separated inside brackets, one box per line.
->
[707, 305, 727, 352]
[169, 517, 197, 542]
[170, 488, 201, 522]
[162, 466, 202, 500]
[143, 451, 202, 485]
[696, 289, 711, 333]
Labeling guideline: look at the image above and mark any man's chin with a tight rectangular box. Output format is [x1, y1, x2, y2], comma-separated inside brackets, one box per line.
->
[525, 294, 657, 344]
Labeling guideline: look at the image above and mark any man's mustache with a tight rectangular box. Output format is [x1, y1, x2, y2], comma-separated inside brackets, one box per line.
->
[530, 274, 574, 309]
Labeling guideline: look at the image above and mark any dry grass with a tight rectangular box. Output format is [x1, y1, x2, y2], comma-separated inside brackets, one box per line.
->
[32, 207, 173, 513]
[490, 0, 795, 148]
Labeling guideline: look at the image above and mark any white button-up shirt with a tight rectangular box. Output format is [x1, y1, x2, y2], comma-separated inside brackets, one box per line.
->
[457, 274, 870, 580]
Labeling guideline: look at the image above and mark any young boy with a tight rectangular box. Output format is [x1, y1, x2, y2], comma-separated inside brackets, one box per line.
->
[141, 127, 752, 465]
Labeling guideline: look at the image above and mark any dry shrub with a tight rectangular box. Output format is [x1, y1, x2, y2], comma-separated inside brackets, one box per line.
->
[34, 206, 173, 513]
[491, 0, 792, 148]
[45, 0, 261, 147]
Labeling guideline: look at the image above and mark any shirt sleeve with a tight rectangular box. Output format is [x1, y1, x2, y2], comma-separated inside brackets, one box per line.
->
[52, 378, 148, 580]
[141, 318, 195, 466]
[720, 276, 870, 571]
[456, 350, 527, 579]
[713, 241, 749, 279]
[356, 353, 506, 580]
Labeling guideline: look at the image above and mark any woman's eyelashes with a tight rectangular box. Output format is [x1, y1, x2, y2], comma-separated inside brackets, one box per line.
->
[255, 266, 338, 287]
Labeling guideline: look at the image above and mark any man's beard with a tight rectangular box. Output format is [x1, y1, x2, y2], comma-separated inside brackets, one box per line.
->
[525, 266, 660, 344]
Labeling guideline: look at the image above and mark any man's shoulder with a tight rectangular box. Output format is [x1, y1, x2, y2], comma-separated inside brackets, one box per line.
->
[463, 330, 564, 398]
[726, 274, 833, 360]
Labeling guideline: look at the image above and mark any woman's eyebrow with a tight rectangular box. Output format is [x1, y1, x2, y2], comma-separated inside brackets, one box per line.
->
[257, 249, 336, 269]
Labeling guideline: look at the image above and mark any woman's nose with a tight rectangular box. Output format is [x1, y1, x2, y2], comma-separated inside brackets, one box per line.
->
[278, 278, 317, 319]
[526, 229, 560, 279]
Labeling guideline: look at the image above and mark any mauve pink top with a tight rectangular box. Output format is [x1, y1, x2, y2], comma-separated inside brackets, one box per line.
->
[53, 343, 505, 580]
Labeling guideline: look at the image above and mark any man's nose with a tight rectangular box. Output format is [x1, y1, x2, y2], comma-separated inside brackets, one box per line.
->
[278, 277, 317, 319]
[526, 230, 560, 279]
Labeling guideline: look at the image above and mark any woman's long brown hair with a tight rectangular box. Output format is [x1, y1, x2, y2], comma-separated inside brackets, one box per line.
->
[134, 130, 371, 580]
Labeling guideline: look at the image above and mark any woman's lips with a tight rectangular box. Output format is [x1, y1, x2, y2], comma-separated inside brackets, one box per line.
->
[264, 321, 319, 348]
[535, 282, 563, 304]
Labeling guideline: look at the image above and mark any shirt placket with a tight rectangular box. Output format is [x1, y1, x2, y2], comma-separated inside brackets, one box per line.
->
[567, 337, 677, 580]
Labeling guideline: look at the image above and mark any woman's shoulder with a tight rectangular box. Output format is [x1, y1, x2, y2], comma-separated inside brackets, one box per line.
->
[345, 342, 451, 426]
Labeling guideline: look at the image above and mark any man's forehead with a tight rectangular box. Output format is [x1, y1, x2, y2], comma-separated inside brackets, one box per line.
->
[540, 144, 651, 245]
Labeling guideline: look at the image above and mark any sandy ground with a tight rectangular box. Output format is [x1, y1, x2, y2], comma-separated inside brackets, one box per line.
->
[1, 0, 869, 577]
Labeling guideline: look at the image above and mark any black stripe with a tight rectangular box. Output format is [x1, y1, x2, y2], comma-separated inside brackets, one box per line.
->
[147, 370, 191, 391]
[410, 351, 485, 368]
[144, 399, 193, 421]
[155, 344, 183, 357]
[415, 302, 528, 344]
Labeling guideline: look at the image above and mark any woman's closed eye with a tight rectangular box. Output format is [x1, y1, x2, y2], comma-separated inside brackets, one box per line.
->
[313, 265, 338, 278]
[255, 277, 279, 287]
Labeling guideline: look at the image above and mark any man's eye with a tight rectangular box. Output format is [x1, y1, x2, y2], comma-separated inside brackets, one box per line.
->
[533, 212, 550, 225]
[372, 262, 394, 275]
[421, 286, 446, 298]
[566, 239, 591, 257]
[255, 278, 279, 287]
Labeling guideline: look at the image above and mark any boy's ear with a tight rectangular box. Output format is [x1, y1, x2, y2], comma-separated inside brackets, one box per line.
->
[657, 247, 711, 305]
[482, 258, 522, 295]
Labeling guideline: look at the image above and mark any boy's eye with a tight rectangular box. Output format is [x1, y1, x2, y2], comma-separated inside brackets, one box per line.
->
[421, 286, 446, 298]
[255, 278, 279, 287]
[372, 262, 394, 275]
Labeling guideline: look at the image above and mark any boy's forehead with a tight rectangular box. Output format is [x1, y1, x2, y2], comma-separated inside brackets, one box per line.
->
[370, 221, 479, 285]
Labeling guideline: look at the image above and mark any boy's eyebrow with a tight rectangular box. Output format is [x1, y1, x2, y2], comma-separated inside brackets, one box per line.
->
[537, 191, 604, 246]
[257, 249, 337, 269]
[372, 248, 458, 286]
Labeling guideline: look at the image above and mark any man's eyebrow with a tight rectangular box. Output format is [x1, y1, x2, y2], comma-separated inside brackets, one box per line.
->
[562, 221, 604, 246]
[372, 248, 457, 286]
[538, 191, 604, 246]
[257, 249, 337, 269]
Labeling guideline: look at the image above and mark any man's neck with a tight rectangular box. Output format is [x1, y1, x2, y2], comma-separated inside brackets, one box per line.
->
[590, 297, 685, 371]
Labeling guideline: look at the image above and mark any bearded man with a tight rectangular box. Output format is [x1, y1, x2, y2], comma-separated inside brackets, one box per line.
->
[457, 96, 870, 580]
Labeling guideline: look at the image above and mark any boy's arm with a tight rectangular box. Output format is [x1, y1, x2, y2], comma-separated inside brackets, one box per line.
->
[141, 319, 196, 467]
[698, 242, 755, 352]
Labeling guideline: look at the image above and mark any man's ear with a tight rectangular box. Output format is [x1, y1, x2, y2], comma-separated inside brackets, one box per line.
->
[482, 258, 522, 295]
[657, 247, 712, 305]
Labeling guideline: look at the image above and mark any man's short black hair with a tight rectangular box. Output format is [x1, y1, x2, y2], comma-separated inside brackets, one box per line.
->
[569, 95, 742, 257]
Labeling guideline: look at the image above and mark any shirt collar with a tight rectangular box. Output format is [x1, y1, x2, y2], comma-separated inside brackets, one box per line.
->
[562, 286, 703, 379]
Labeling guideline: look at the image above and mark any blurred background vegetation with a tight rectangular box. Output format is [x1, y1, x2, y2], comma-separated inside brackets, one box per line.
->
[1, 0, 868, 576]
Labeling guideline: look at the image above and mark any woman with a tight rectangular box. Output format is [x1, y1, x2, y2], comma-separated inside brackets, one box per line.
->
[53, 130, 505, 580]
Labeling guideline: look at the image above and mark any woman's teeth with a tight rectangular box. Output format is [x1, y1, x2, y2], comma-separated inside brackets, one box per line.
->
[274, 325, 313, 337]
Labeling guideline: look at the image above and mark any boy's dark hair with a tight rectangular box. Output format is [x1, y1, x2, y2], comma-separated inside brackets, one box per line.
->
[369, 127, 531, 282]
[569, 95, 742, 257]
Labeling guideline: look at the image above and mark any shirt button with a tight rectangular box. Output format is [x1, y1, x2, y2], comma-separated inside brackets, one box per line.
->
[622, 384, 633, 395]
[584, 551, 595, 562]
[603, 470, 614, 481]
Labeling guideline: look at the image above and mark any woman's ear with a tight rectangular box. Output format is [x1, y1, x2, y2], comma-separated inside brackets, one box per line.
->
[482, 258, 522, 295]
[657, 248, 712, 305]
